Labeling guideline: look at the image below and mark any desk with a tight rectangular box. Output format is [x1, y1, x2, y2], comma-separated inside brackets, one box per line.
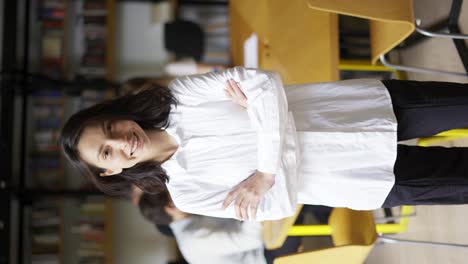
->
[229, 0, 340, 85]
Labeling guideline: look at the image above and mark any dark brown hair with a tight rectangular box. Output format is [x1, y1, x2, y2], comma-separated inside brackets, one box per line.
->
[60, 82, 177, 196]
[138, 191, 173, 225]
[121, 76, 175, 95]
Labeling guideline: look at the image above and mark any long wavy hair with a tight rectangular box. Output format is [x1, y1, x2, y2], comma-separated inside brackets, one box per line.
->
[60, 81, 177, 196]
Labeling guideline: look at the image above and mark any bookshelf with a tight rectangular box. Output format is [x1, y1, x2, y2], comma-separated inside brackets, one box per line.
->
[38, 0, 67, 79]
[27, 85, 116, 264]
[105, 0, 116, 81]
[75, 0, 115, 80]
[0, 0, 116, 264]
[36, 0, 116, 81]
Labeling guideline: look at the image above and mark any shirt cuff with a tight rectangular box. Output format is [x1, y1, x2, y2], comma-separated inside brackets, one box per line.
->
[239, 74, 270, 105]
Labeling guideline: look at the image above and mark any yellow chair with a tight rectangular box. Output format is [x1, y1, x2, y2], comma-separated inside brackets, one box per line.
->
[264, 205, 413, 250]
[275, 208, 468, 264]
[306, 0, 468, 147]
[275, 208, 376, 264]
[418, 129, 468, 147]
[307, 0, 468, 78]
[287, 206, 414, 238]
[339, 59, 408, 81]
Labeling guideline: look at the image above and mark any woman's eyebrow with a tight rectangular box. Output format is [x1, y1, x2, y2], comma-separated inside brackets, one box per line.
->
[97, 122, 106, 160]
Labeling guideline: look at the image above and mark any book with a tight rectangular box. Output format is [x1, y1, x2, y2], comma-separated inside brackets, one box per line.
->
[34, 130, 60, 144]
[77, 249, 105, 257]
[82, 10, 108, 16]
[32, 105, 63, 118]
[78, 67, 107, 77]
[39, 8, 65, 20]
[81, 229, 105, 242]
[43, 20, 65, 29]
[78, 256, 105, 264]
[83, 15, 107, 25]
[33, 233, 60, 244]
[35, 118, 62, 129]
[32, 253, 60, 264]
[31, 242, 60, 254]
[32, 218, 61, 228]
[84, 1, 107, 10]
[41, 36, 63, 58]
[81, 202, 105, 213]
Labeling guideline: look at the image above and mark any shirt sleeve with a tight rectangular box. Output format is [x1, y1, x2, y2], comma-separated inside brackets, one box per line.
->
[167, 176, 295, 221]
[169, 217, 264, 259]
[164, 58, 198, 76]
[169, 67, 288, 174]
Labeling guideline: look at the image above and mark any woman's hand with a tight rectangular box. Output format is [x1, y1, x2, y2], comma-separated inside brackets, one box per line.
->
[225, 79, 248, 108]
[222, 171, 275, 221]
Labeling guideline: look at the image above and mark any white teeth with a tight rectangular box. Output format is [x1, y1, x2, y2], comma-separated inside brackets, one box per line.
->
[131, 134, 138, 155]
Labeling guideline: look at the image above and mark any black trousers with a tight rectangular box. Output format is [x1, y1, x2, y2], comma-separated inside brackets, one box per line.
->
[381, 79, 468, 208]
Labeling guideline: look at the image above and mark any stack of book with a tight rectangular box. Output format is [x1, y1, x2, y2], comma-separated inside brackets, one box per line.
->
[31, 200, 61, 264]
[38, 0, 66, 79]
[73, 196, 107, 264]
[79, 0, 108, 78]
[80, 87, 115, 109]
[30, 90, 64, 189]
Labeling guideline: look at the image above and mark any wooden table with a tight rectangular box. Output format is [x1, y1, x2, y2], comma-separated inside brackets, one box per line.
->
[229, 0, 340, 85]
[230, 0, 340, 249]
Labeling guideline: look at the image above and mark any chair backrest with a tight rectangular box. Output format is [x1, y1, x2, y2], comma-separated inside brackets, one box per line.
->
[274, 208, 377, 264]
[307, 0, 415, 64]
[263, 205, 304, 250]
[273, 244, 375, 264]
[417, 129, 468, 147]
[328, 208, 377, 246]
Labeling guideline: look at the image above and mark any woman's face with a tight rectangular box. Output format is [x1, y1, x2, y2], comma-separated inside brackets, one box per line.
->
[77, 120, 151, 176]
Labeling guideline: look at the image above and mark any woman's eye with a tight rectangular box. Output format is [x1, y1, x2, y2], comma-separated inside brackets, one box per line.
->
[107, 122, 112, 132]
[104, 149, 111, 159]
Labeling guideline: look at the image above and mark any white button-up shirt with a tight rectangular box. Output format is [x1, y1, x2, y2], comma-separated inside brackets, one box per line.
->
[164, 67, 397, 221]
[170, 216, 266, 264]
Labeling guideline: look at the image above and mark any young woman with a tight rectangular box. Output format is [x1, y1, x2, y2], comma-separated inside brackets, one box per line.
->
[61, 67, 468, 221]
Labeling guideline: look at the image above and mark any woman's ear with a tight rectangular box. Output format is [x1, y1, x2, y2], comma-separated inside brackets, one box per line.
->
[99, 168, 123, 177]
[165, 204, 189, 221]
[164, 204, 181, 217]
[164, 204, 177, 213]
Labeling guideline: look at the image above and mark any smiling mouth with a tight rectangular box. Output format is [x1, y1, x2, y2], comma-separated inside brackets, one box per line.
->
[130, 133, 139, 156]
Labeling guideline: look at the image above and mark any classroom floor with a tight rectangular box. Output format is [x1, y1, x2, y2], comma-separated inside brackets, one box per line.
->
[302, 1, 468, 263]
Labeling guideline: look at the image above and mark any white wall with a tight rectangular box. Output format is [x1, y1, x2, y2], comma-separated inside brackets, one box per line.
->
[116, 2, 170, 82]
[113, 199, 178, 264]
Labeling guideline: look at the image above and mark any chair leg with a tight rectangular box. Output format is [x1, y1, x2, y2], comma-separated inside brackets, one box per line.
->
[379, 54, 468, 78]
[448, 0, 468, 73]
[378, 236, 468, 249]
[414, 19, 468, 40]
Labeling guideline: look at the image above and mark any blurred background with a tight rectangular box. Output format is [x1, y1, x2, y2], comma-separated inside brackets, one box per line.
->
[1, 0, 468, 264]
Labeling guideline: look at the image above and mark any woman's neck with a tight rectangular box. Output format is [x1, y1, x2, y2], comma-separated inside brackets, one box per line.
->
[145, 129, 178, 163]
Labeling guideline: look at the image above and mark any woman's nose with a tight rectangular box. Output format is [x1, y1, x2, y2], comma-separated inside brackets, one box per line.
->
[107, 136, 128, 150]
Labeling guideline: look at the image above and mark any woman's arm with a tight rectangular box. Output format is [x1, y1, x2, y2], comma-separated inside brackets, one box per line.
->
[170, 67, 288, 174]
[167, 180, 291, 221]
[169, 67, 289, 220]
[170, 217, 264, 258]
